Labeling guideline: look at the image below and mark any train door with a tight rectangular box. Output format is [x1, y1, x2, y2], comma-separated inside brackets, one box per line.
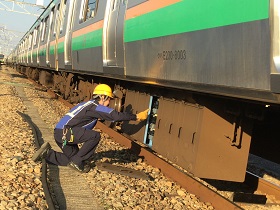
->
[28, 33, 33, 65]
[32, 26, 39, 66]
[103, 0, 127, 67]
[64, 0, 77, 67]
[53, 1, 67, 70]
[31, 29, 37, 65]
[39, 15, 49, 67]
[36, 22, 43, 65]
[24, 38, 28, 64]
[54, 5, 60, 70]
[46, 10, 54, 66]
[48, 5, 60, 68]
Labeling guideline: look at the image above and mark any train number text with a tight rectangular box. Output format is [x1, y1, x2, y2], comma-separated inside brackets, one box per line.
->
[158, 50, 187, 60]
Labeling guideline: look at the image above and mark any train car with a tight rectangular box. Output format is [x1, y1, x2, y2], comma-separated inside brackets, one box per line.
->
[9, 0, 280, 182]
[0, 54, 4, 65]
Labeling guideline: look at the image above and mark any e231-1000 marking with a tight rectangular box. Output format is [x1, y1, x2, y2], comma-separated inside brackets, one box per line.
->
[158, 50, 187, 60]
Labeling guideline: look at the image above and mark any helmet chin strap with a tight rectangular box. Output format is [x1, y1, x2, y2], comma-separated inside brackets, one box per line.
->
[95, 95, 109, 105]
[104, 96, 109, 101]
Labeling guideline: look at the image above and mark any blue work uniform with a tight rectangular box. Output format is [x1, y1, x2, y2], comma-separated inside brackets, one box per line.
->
[45, 99, 137, 167]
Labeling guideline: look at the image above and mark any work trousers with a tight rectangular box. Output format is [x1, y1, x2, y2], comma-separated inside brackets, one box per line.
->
[45, 127, 101, 167]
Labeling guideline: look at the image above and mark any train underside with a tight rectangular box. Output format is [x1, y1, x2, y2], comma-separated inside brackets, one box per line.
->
[15, 65, 280, 183]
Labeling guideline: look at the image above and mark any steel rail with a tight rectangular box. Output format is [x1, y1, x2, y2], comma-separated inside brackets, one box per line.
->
[245, 171, 280, 201]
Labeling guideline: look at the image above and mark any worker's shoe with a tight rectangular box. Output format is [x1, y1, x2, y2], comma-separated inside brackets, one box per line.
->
[68, 161, 91, 173]
[84, 155, 96, 168]
[84, 159, 96, 168]
[32, 142, 51, 162]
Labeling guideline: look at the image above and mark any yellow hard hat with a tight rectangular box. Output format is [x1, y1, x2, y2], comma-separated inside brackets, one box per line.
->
[93, 84, 114, 98]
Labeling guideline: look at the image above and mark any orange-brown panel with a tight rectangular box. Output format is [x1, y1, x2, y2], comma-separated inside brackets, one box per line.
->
[126, 0, 181, 20]
[73, 21, 104, 38]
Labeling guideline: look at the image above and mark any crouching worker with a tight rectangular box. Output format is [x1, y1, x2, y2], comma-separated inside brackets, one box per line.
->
[32, 84, 149, 173]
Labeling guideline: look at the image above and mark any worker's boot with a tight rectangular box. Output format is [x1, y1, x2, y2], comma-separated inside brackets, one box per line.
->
[84, 155, 96, 168]
[32, 142, 51, 162]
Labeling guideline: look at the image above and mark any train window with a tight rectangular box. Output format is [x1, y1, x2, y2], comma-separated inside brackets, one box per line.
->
[26, 38, 28, 48]
[28, 33, 33, 49]
[39, 22, 43, 42]
[60, 0, 67, 34]
[24, 39, 26, 52]
[53, 4, 60, 36]
[49, 8, 55, 37]
[80, 0, 99, 23]
[41, 16, 49, 42]
[36, 26, 39, 44]
[33, 28, 38, 46]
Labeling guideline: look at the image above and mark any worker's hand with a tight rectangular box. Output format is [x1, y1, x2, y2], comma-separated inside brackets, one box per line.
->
[136, 109, 150, 121]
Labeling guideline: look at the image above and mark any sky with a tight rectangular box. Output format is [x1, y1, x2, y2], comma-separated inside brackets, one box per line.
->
[0, 0, 51, 56]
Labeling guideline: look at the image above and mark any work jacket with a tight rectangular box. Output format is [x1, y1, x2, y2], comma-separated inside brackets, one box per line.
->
[55, 99, 137, 130]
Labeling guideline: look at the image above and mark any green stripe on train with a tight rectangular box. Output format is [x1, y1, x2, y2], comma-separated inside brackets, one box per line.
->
[47, 42, 66, 54]
[124, 0, 269, 42]
[58, 42, 64, 54]
[48, 29, 102, 54]
[72, 29, 103, 50]
[49, 42, 66, 54]
[39, 48, 46, 56]
[50, 45, 54, 55]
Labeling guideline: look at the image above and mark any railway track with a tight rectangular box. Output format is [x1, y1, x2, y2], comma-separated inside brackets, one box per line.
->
[34, 72, 280, 209]
[1, 65, 279, 209]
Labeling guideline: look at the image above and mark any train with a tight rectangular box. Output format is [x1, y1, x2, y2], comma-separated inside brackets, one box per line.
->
[6, 0, 280, 182]
[0, 54, 4, 65]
